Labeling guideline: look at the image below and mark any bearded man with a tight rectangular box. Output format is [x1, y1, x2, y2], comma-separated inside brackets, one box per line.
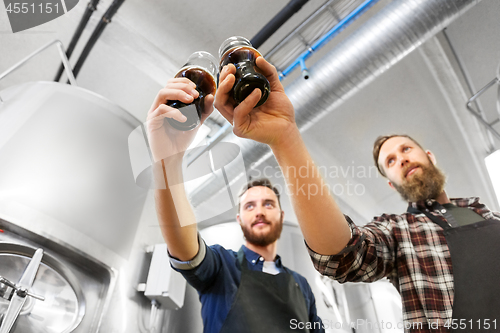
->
[171, 179, 324, 333]
[147, 75, 324, 333]
[212, 56, 500, 332]
[306, 134, 500, 332]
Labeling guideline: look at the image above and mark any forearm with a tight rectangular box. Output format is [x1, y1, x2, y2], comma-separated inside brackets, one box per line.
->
[270, 126, 351, 255]
[153, 158, 199, 261]
[309, 218, 397, 282]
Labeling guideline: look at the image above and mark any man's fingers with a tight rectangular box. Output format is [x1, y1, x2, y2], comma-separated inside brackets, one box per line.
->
[215, 65, 236, 108]
[149, 104, 187, 123]
[219, 64, 236, 84]
[216, 72, 235, 98]
[214, 71, 236, 124]
[163, 78, 198, 99]
[166, 77, 197, 88]
[163, 82, 199, 95]
[149, 88, 197, 114]
[148, 80, 199, 113]
[255, 57, 282, 91]
[255, 57, 276, 77]
[200, 94, 215, 123]
[233, 88, 261, 127]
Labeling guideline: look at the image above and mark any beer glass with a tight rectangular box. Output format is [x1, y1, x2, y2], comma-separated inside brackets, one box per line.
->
[219, 36, 270, 107]
[166, 51, 218, 131]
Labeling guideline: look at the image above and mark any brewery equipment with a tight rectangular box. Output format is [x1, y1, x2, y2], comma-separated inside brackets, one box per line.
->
[0, 41, 148, 332]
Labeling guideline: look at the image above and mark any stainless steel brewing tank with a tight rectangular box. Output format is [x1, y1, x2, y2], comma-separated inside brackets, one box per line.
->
[0, 81, 148, 259]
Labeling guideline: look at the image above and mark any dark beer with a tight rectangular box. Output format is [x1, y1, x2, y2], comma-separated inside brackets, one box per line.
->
[166, 66, 217, 131]
[220, 46, 261, 67]
[219, 37, 270, 107]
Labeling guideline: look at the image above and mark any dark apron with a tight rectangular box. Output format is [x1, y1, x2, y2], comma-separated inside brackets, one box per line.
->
[219, 249, 310, 333]
[419, 208, 500, 332]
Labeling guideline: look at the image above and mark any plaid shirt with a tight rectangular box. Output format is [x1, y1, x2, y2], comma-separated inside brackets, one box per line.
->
[307, 197, 500, 332]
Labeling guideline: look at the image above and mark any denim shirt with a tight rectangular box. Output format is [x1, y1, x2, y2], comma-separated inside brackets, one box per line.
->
[170, 238, 325, 333]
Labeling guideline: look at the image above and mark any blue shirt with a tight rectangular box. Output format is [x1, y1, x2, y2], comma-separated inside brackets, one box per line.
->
[170, 238, 325, 333]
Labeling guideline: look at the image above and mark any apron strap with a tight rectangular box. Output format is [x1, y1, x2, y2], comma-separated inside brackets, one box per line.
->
[408, 204, 454, 230]
[419, 208, 452, 230]
[237, 247, 246, 270]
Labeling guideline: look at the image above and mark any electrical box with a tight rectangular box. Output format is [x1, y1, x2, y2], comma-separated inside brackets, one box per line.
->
[144, 244, 187, 310]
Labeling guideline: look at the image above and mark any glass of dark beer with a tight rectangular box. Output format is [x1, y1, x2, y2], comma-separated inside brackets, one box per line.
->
[166, 51, 218, 131]
[219, 36, 270, 107]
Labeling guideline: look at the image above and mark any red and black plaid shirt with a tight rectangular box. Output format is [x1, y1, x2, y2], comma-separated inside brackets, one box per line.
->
[307, 197, 500, 332]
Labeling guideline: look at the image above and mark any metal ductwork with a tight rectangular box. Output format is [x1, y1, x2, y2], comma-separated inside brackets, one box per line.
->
[189, 0, 481, 209]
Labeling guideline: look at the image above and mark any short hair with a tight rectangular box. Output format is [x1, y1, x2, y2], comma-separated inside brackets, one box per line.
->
[373, 134, 424, 177]
[237, 178, 281, 212]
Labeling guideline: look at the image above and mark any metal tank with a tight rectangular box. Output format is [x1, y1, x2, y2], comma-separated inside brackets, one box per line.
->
[0, 80, 148, 332]
[0, 81, 147, 259]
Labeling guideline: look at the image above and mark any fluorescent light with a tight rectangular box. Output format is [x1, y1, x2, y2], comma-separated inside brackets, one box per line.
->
[485, 149, 500, 206]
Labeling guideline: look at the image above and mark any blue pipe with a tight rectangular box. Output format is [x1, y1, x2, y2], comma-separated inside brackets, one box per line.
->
[280, 0, 379, 79]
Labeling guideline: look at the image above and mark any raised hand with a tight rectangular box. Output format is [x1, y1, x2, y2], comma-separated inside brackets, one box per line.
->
[214, 57, 298, 149]
[146, 77, 214, 164]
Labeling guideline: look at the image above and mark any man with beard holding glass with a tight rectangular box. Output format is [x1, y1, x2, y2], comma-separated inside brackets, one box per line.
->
[214, 58, 500, 331]
[305, 134, 500, 332]
[147, 75, 324, 333]
[169, 178, 324, 333]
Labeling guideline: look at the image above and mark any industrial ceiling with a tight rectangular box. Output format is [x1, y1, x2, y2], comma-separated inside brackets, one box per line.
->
[1, 0, 499, 227]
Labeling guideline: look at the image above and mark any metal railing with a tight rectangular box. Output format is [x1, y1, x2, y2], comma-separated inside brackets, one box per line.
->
[466, 76, 500, 141]
[0, 40, 77, 97]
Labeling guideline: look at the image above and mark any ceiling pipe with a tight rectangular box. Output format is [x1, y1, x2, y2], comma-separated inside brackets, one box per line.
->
[54, 0, 100, 82]
[72, 0, 126, 78]
[251, 0, 310, 49]
[280, 0, 378, 80]
[190, 0, 481, 208]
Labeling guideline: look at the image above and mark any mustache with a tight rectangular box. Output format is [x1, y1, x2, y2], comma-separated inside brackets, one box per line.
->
[402, 162, 422, 177]
[251, 218, 271, 226]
